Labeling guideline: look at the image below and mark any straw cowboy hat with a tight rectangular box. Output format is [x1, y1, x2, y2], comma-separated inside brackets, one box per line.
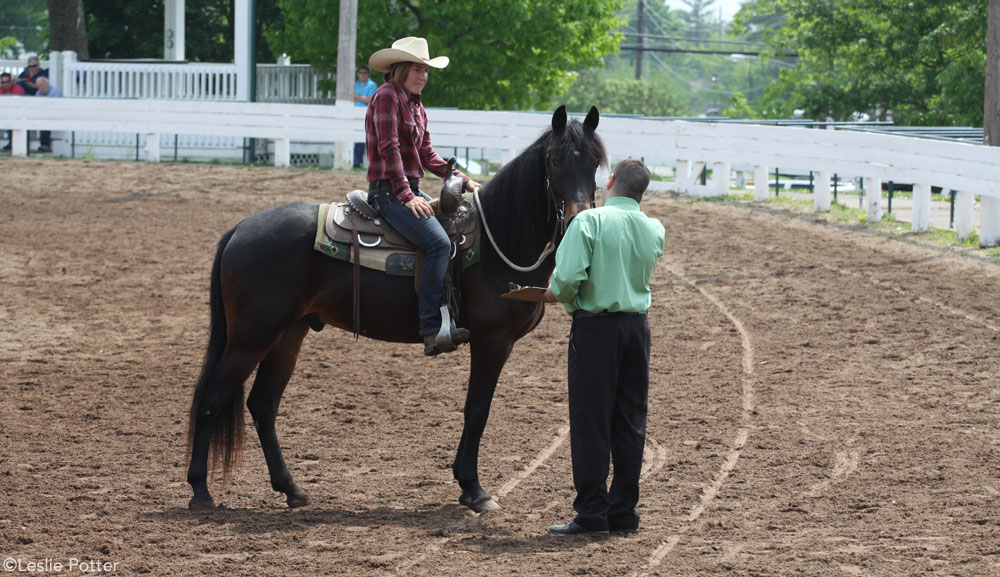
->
[368, 37, 450, 73]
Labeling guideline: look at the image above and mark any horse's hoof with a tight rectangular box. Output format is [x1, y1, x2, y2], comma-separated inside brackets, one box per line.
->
[286, 489, 310, 508]
[459, 492, 500, 513]
[188, 497, 217, 512]
[473, 498, 500, 513]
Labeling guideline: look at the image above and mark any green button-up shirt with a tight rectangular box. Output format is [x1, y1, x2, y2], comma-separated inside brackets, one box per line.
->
[550, 196, 665, 315]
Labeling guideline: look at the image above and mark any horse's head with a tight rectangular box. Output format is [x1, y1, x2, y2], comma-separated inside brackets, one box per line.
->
[545, 105, 605, 225]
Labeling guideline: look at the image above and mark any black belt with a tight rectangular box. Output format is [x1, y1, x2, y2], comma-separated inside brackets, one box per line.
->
[573, 310, 647, 319]
[370, 177, 419, 193]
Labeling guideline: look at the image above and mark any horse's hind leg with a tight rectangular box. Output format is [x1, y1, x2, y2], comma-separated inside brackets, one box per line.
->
[188, 348, 261, 510]
[246, 319, 311, 508]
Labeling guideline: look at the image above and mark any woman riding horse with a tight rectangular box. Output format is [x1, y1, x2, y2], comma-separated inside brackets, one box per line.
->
[366, 37, 482, 356]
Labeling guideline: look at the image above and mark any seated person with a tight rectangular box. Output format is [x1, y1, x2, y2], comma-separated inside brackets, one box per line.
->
[1, 72, 25, 151]
[17, 56, 47, 96]
[33, 77, 62, 153]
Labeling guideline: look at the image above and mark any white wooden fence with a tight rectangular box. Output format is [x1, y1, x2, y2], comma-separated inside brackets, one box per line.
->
[2, 97, 999, 245]
[3, 52, 334, 103]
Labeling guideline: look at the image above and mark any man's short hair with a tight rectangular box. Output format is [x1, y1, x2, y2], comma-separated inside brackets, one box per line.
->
[0, 72, 11, 82]
[612, 159, 651, 202]
[358, 65, 371, 73]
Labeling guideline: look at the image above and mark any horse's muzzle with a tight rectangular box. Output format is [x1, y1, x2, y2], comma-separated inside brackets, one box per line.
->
[563, 202, 591, 225]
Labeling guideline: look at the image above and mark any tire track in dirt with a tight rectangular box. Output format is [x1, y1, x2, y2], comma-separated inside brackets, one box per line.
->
[395, 423, 673, 575]
[820, 263, 1000, 334]
[634, 263, 757, 577]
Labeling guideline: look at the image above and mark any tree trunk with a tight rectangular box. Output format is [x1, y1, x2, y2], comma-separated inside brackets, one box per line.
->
[987, 0, 999, 146]
[47, 0, 89, 59]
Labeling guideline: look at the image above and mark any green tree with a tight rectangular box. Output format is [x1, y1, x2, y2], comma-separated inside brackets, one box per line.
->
[563, 67, 686, 116]
[269, 0, 625, 110]
[1, 0, 48, 56]
[735, 0, 987, 125]
[85, 0, 282, 62]
[678, 0, 717, 41]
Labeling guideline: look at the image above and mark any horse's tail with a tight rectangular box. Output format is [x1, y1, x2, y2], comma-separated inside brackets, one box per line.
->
[186, 226, 244, 483]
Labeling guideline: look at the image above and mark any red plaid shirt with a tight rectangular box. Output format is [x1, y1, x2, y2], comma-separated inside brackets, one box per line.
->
[365, 82, 467, 204]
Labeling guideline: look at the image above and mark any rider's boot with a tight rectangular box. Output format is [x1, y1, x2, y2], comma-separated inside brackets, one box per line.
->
[424, 306, 470, 356]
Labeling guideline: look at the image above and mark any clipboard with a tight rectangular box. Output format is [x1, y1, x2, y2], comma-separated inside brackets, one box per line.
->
[500, 282, 549, 302]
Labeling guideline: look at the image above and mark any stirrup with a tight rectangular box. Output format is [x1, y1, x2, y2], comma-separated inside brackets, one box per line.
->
[433, 305, 470, 353]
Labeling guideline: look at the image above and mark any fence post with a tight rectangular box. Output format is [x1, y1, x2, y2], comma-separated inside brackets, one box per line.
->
[711, 162, 730, 195]
[865, 177, 882, 222]
[912, 183, 931, 233]
[47, 51, 62, 94]
[12, 129, 28, 157]
[954, 191, 974, 240]
[675, 160, 691, 196]
[754, 164, 768, 201]
[274, 138, 291, 168]
[61, 50, 77, 97]
[145, 133, 161, 162]
[980, 196, 1000, 247]
[814, 170, 831, 212]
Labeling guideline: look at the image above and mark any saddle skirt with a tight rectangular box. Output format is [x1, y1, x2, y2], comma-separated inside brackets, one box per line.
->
[313, 191, 479, 276]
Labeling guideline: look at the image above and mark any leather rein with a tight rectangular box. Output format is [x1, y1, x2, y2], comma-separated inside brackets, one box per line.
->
[473, 166, 594, 273]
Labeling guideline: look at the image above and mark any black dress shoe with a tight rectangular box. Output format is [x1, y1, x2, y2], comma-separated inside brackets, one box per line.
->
[547, 520, 608, 536]
[610, 526, 638, 535]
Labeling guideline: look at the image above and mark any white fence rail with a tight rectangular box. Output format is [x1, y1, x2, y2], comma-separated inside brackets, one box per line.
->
[3, 53, 335, 103]
[2, 97, 999, 245]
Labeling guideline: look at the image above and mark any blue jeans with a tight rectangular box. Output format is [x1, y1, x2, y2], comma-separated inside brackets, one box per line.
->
[353, 143, 365, 167]
[368, 182, 451, 336]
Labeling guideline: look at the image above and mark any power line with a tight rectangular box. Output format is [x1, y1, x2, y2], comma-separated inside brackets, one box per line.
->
[623, 32, 768, 48]
[621, 45, 798, 57]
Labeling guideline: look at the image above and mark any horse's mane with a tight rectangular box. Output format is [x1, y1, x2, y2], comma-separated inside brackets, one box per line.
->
[477, 119, 607, 271]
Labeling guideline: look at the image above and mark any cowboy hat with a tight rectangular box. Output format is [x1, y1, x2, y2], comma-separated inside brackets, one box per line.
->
[368, 37, 449, 73]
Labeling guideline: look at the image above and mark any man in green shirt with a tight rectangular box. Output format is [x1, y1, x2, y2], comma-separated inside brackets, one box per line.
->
[544, 159, 665, 536]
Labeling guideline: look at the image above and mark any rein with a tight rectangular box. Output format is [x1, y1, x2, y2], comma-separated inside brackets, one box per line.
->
[473, 182, 564, 273]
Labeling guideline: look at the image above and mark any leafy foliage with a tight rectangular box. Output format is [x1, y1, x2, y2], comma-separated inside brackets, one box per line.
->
[734, 0, 987, 125]
[563, 67, 686, 117]
[269, 0, 625, 110]
[0, 0, 47, 56]
[85, 0, 282, 62]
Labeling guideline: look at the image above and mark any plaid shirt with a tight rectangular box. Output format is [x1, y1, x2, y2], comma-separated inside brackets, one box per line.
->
[365, 82, 467, 204]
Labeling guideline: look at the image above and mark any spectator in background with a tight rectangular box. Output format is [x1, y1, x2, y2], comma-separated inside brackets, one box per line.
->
[353, 65, 377, 168]
[1, 72, 26, 151]
[1, 72, 25, 95]
[33, 76, 62, 153]
[17, 55, 48, 95]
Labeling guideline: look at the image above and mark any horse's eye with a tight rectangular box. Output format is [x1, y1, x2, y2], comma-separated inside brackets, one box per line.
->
[549, 156, 561, 168]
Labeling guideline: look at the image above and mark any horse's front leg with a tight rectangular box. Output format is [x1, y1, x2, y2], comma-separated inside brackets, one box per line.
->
[453, 337, 513, 512]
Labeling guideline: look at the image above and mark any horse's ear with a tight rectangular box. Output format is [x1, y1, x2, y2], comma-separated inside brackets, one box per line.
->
[584, 106, 599, 132]
[552, 105, 567, 132]
[446, 156, 456, 174]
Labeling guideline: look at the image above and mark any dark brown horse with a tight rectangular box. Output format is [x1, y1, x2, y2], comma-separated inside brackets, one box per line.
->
[186, 105, 606, 512]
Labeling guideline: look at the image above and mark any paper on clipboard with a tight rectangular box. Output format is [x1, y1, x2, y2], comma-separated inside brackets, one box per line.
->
[500, 282, 549, 302]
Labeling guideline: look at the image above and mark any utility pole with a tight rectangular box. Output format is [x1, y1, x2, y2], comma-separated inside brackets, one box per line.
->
[333, 0, 359, 170]
[982, 0, 1000, 246]
[987, 0, 999, 147]
[635, 0, 645, 80]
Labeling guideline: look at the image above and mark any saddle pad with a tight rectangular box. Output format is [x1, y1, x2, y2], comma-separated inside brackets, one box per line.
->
[313, 202, 481, 274]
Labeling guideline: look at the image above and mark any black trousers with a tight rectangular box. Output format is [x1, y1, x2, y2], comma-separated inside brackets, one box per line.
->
[567, 311, 650, 531]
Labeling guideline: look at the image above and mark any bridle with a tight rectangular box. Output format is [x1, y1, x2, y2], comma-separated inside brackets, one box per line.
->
[474, 151, 595, 273]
